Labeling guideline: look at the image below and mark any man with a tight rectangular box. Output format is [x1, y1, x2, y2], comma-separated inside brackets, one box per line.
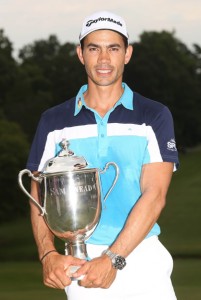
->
[27, 11, 179, 300]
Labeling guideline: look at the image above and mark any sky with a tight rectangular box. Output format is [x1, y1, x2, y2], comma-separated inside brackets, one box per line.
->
[1, 0, 201, 57]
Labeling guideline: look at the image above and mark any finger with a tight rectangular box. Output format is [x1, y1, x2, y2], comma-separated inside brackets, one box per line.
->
[64, 265, 85, 281]
[79, 279, 99, 289]
[45, 276, 66, 289]
[45, 270, 71, 289]
[44, 277, 64, 289]
[44, 279, 60, 289]
[78, 279, 91, 288]
[72, 263, 89, 278]
[87, 281, 95, 289]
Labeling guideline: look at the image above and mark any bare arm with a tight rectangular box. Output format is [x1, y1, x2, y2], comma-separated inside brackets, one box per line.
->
[30, 178, 85, 289]
[109, 162, 173, 257]
[30, 179, 55, 258]
[75, 162, 174, 287]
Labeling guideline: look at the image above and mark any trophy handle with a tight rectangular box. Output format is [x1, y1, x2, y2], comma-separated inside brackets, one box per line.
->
[18, 169, 47, 216]
[100, 162, 119, 202]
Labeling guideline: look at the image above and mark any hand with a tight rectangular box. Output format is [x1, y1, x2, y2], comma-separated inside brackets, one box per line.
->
[42, 252, 85, 289]
[73, 255, 117, 289]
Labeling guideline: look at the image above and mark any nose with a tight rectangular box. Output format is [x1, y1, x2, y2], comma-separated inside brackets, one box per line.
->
[97, 49, 110, 64]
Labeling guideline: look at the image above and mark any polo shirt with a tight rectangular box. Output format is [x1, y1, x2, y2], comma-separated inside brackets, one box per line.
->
[27, 83, 179, 245]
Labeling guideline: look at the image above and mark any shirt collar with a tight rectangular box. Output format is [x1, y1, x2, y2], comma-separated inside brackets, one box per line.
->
[74, 85, 88, 116]
[74, 83, 134, 116]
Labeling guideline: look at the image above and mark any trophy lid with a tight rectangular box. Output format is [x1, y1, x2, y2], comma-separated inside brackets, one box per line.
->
[42, 139, 88, 173]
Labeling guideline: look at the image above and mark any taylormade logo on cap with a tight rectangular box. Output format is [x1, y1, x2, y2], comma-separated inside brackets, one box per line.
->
[86, 17, 123, 28]
[79, 11, 129, 41]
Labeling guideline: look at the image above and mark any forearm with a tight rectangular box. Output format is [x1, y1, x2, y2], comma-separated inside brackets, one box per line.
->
[30, 179, 56, 259]
[109, 190, 165, 257]
[30, 204, 56, 259]
[109, 162, 173, 258]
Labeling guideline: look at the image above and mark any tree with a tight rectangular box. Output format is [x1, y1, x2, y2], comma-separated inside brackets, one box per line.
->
[3, 64, 53, 142]
[0, 119, 29, 222]
[124, 31, 201, 148]
[4, 36, 86, 142]
[0, 30, 17, 105]
[19, 36, 86, 103]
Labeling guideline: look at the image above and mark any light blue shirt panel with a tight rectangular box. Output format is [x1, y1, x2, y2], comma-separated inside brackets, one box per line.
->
[66, 134, 160, 245]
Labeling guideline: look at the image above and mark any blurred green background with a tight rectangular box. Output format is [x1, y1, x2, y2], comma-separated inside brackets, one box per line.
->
[0, 27, 201, 300]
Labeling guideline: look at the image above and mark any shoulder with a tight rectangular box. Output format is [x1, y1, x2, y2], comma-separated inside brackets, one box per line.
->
[134, 92, 172, 124]
[39, 97, 76, 129]
[134, 92, 165, 112]
[42, 97, 75, 118]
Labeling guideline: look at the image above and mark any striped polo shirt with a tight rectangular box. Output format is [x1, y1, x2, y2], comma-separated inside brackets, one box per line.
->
[27, 83, 179, 245]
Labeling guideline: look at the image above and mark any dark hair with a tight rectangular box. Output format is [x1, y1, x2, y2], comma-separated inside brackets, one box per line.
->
[80, 31, 129, 51]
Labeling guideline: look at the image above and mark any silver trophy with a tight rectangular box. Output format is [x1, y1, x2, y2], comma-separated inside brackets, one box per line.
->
[18, 139, 119, 278]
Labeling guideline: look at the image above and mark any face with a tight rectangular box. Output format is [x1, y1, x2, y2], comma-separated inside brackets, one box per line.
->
[77, 30, 133, 87]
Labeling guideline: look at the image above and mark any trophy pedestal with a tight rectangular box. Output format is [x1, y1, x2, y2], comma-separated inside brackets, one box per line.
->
[65, 241, 88, 280]
[65, 240, 88, 259]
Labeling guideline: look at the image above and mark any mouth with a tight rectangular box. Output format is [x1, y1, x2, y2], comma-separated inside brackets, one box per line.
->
[96, 67, 113, 76]
[98, 70, 111, 74]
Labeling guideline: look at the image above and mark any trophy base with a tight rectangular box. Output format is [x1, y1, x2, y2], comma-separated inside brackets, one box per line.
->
[65, 241, 88, 281]
[69, 265, 85, 281]
[65, 241, 88, 260]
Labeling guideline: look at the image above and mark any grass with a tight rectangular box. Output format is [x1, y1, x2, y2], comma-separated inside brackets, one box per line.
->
[159, 150, 201, 256]
[173, 259, 201, 300]
[0, 149, 201, 299]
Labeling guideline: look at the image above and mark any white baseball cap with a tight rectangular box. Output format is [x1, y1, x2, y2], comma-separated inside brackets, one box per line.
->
[79, 11, 129, 42]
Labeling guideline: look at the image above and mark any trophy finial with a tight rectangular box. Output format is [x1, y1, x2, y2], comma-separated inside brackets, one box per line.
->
[59, 139, 74, 157]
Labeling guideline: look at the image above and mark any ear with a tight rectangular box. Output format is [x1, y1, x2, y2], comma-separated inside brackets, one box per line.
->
[76, 45, 85, 65]
[124, 45, 133, 65]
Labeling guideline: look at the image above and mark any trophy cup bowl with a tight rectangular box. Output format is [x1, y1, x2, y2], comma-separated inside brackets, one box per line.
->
[18, 139, 119, 278]
[40, 169, 102, 255]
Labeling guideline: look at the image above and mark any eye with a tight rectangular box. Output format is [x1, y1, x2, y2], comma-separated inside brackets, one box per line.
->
[110, 47, 119, 52]
[89, 47, 99, 52]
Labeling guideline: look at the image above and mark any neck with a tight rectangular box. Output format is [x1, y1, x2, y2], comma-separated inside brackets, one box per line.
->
[84, 81, 124, 117]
